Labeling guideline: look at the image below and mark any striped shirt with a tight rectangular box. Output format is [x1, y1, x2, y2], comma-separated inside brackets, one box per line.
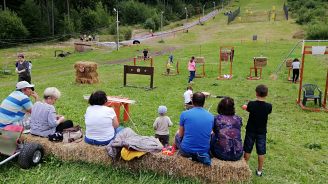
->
[0, 91, 33, 127]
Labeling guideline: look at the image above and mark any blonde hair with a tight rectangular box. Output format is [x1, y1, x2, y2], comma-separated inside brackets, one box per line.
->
[44, 87, 61, 99]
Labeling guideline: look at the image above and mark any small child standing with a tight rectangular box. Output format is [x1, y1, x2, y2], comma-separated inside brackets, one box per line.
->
[153, 106, 173, 147]
[166, 60, 172, 75]
[243, 84, 272, 177]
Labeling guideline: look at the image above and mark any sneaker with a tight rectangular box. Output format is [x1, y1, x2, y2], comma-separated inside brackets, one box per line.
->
[256, 170, 263, 176]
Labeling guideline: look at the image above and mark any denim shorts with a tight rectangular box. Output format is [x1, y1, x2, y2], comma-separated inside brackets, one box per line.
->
[243, 132, 266, 155]
[175, 133, 211, 166]
[85, 126, 124, 146]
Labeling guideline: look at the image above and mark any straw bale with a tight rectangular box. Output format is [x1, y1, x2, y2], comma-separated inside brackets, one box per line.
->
[74, 61, 99, 84]
[23, 134, 251, 183]
[74, 42, 92, 52]
[23, 134, 112, 165]
[286, 59, 293, 67]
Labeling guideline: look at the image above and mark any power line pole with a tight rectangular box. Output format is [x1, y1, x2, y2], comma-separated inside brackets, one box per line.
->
[114, 8, 119, 51]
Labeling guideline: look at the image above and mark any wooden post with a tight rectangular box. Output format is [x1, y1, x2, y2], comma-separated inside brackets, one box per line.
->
[323, 69, 328, 108]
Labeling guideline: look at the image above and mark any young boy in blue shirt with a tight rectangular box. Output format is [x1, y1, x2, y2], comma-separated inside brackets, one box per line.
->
[243, 84, 272, 176]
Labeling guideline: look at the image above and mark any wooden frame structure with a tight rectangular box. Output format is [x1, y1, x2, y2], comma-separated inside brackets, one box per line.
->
[133, 56, 153, 67]
[247, 56, 267, 80]
[123, 65, 155, 89]
[217, 46, 234, 80]
[195, 57, 205, 78]
[297, 44, 328, 112]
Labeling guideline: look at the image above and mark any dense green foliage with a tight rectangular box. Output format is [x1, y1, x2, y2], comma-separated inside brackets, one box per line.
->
[0, 0, 231, 43]
[0, 10, 28, 39]
[287, 0, 328, 39]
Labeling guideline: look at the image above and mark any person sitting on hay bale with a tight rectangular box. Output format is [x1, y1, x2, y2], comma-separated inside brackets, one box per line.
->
[153, 106, 173, 147]
[210, 97, 243, 161]
[174, 92, 214, 166]
[84, 91, 124, 146]
[0, 81, 39, 129]
[30, 87, 73, 141]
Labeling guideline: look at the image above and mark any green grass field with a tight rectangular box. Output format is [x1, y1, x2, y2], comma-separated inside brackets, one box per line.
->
[1, 0, 327, 183]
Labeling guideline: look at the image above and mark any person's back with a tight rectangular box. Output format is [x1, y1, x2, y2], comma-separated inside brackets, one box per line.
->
[0, 91, 32, 127]
[30, 101, 57, 137]
[153, 106, 173, 146]
[246, 100, 272, 134]
[85, 105, 116, 141]
[180, 107, 213, 153]
[212, 114, 243, 161]
[183, 87, 193, 104]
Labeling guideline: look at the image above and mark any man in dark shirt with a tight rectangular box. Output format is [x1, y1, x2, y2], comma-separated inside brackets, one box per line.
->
[243, 84, 272, 176]
[143, 49, 149, 60]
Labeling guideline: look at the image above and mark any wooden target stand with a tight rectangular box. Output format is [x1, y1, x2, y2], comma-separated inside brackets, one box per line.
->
[195, 57, 205, 78]
[297, 45, 328, 112]
[123, 65, 155, 90]
[162, 61, 180, 76]
[247, 57, 267, 80]
[217, 46, 234, 80]
[133, 56, 153, 67]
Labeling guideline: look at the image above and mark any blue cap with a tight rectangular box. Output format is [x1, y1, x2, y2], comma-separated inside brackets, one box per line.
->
[158, 106, 167, 114]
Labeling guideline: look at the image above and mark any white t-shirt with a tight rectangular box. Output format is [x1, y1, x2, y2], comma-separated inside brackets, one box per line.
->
[85, 105, 116, 141]
[292, 61, 300, 69]
[183, 89, 193, 104]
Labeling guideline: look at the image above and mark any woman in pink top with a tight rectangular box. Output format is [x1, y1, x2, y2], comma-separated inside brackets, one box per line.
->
[188, 56, 196, 83]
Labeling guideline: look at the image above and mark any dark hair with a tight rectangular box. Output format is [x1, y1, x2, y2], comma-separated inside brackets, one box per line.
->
[217, 97, 235, 115]
[192, 92, 205, 107]
[293, 58, 299, 62]
[88, 90, 107, 105]
[256, 84, 268, 97]
[186, 86, 193, 90]
[190, 56, 195, 63]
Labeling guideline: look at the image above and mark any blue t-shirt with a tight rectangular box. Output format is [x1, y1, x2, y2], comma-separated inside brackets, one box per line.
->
[0, 91, 33, 127]
[180, 107, 214, 153]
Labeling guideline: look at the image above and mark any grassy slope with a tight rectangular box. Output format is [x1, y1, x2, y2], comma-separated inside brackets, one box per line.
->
[1, 0, 327, 183]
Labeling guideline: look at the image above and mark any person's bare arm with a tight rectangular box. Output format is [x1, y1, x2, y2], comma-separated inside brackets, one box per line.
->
[112, 116, 119, 128]
[178, 126, 184, 138]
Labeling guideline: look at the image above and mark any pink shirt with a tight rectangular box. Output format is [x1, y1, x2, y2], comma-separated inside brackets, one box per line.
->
[188, 60, 196, 71]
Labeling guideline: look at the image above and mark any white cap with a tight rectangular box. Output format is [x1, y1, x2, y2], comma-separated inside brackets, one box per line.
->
[158, 105, 167, 114]
[16, 81, 35, 90]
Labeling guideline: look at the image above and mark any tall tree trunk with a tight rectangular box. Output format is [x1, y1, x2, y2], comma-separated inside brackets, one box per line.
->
[52, 0, 54, 36]
[3, 0, 6, 10]
[67, 0, 70, 19]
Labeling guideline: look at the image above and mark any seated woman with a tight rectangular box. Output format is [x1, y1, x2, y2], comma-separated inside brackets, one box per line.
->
[30, 87, 73, 141]
[210, 97, 243, 161]
[84, 90, 123, 146]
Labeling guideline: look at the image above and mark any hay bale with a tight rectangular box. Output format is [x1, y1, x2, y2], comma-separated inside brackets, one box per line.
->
[23, 134, 251, 183]
[254, 57, 267, 67]
[286, 59, 293, 67]
[74, 61, 99, 84]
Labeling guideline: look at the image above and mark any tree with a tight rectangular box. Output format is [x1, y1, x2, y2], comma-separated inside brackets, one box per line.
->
[0, 10, 28, 39]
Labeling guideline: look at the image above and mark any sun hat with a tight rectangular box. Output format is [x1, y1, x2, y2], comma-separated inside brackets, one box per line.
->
[158, 105, 167, 114]
[16, 81, 35, 90]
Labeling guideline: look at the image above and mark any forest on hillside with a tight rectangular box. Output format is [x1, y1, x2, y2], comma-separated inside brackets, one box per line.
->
[0, 0, 231, 44]
[287, 0, 328, 39]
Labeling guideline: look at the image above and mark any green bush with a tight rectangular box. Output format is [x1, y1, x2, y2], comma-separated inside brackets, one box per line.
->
[306, 23, 328, 39]
[0, 10, 28, 39]
[118, 1, 154, 25]
[144, 18, 156, 30]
